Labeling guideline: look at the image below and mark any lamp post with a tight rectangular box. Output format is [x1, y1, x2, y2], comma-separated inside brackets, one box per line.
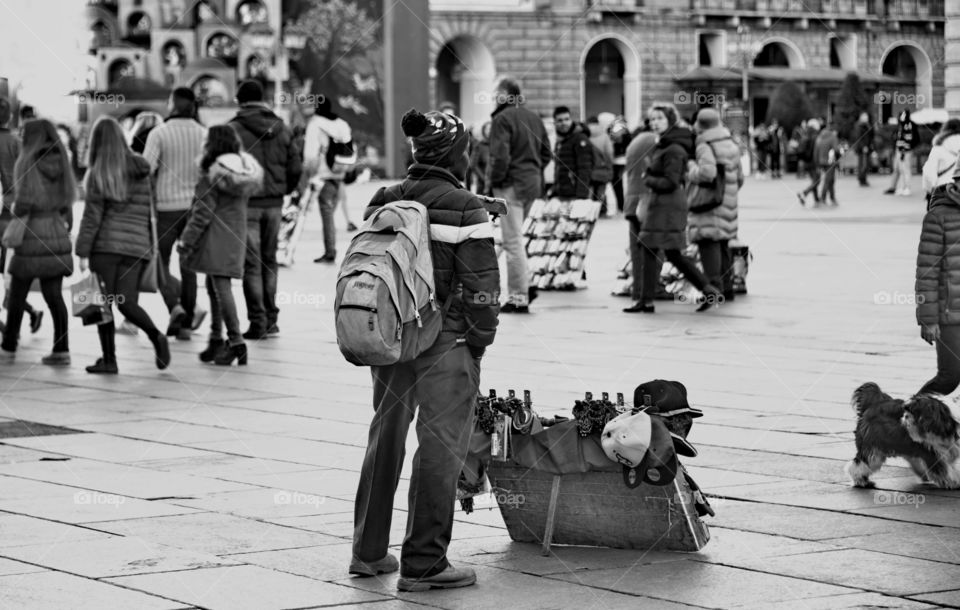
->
[736, 25, 761, 173]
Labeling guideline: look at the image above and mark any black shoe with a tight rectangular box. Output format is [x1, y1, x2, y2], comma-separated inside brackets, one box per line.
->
[623, 302, 655, 313]
[152, 334, 171, 370]
[696, 292, 723, 312]
[85, 358, 118, 374]
[528, 286, 539, 304]
[314, 254, 336, 263]
[884, 188, 895, 195]
[214, 342, 248, 366]
[500, 303, 529, 314]
[29, 310, 43, 334]
[199, 339, 225, 363]
[166, 305, 186, 337]
[242, 326, 268, 340]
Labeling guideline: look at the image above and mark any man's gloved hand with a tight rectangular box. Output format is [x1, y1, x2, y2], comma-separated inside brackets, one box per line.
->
[468, 345, 485, 360]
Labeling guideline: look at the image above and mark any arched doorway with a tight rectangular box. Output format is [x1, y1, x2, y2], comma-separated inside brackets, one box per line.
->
[108, 59, 134, 87]
[881, 43, 933, 121]
[752, 40, 804, 128]
[434, 36, 496, 132]
[580, 35, 641, 128]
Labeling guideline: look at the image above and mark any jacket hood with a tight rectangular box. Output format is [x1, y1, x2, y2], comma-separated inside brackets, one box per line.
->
[208, 152, 264, 195]
[310, 115, 351, 141]
[696, 125, 733, 145]
[126, 154, 152, 179]
[931, 183, 960, 210]
[658, 124, 695, 156]
[234, 105, 284, 139]
[939, 133, 960, 155]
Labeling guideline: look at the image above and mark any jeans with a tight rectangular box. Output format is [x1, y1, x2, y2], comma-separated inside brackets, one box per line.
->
[316, 180, 340, 257]
[920, 324, 960, 395]
[493, 186, 531, 306]
[697, 239, 732, 296]
[641, 245, 714, 304]
[857, 151, 870, 184]
[90, 253, 160, 359]
[801, 164, 822, 202]
[157, 209, 197, 323]
[819, 164, 837, 203]
[1, 275, 68, 353]
[627, 217, 643, 301]
[243, 206, 281, 330]
[353, 334, 481, 578]
[206, 275, 241, 346]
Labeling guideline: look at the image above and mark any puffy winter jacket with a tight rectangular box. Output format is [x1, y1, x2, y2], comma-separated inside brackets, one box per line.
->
[687, 125, 743, 243]
[229, 104, 301, 207]
[813, 128, 839, 167]
[7, 148, 74, 279]
[639, 124, 695, 251]
[365, 164, 499, 356]
[623, 131, 656, 219]
[553, 123, 593, 199]
[0, 128, 20, 233]
[75, 154, 153, 260]
[922, 133, 960, 194]
[180, 153, 264, 279]
[487, 103, 551, 202]
[917, 183, 960, 326]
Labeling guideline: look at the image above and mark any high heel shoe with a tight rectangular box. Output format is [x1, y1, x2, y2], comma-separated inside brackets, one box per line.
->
[214, 342, 247, 366]
[199, 338, 225, 363]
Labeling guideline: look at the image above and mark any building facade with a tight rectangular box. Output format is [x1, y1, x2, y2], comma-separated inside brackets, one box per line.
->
[430, 0, 946, 131]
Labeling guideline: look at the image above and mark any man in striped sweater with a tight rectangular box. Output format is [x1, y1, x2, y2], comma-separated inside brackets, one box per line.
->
[142, 88, 207, 338]
[351, 108, 499, 592]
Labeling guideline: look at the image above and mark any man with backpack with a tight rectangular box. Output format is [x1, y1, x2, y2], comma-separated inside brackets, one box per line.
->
[349, 108, 499, 592]
[303, 94, 354, 263]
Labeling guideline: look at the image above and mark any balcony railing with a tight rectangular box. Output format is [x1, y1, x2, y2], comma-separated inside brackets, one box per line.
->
[690, 0, 943, 18]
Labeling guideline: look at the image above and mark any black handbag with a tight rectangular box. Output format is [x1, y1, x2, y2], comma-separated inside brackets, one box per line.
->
[689, 141, 727, 214]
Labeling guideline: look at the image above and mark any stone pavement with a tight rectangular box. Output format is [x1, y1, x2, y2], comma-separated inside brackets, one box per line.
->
[0, 170, 958, 609]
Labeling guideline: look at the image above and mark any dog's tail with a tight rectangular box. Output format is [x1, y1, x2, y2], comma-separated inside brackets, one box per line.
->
[852, 382, 890, 417]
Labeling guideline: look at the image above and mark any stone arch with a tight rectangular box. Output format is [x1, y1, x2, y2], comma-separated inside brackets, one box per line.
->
[753, 37, 805, 68]
[579, 33, 641, 128]
[108, 58, 134, 87]
[434, 35, 497, 131]
[880, 41, 933, 110]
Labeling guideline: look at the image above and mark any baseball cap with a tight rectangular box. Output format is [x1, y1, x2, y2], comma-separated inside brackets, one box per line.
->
[601, 410, 679, 487]
[634, 380, 704, 419]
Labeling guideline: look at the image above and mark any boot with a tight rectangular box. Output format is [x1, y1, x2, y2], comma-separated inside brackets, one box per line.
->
[214, 342, 247, 366]
[150, 332, 171, 370]
[87, 322, 118, 374]
[199, 338, 225, 363]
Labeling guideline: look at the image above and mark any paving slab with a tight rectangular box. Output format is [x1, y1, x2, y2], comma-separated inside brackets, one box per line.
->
[77, 419, 264, 445]
[187, 436, 366, 469]
[0, 514, 116, 548]
[736, 592, 938, 609]
[707, 499, 909, 540]
[732, 548, 960, 596]
[850, 495, 960, 527]
[0, 557, 45, 576]
[0, 570, 189, 609]
[0, 536, 239, 577]
[830, 529, 960, 565]
[95, 512, 343, 555]
[108, 564, 388, 609]
[0, 432, 212, 463]
[909, 590, 960, 607]
[169, 488, 355, 520]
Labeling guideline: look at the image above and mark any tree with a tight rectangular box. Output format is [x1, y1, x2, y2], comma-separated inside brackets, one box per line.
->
[766, 81, 813, 135]
[835, 72, 873, 141]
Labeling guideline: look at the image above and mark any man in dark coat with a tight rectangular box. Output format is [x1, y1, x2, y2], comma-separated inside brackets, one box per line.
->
[851, 112, 873, 187]
[551, 106, 593, 199]
[351, 108, 499, 592]
[486, 78, 551, 313]
[228, 80, 302, 339]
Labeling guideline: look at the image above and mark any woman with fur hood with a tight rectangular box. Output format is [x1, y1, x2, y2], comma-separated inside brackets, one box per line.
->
[922, 119, 960, 198]
[179, 125, 263, 366]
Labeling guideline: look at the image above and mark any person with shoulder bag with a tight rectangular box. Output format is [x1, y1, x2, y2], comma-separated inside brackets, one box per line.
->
[686, 109, 743, 303]
[75, 116, 169, 374]
[0, 119, 76, 364]
[922, 119, 960, 203]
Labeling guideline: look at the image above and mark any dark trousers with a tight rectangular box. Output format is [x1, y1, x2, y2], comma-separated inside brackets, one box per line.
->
[627, 217, 643, 301]
[317, 180, 340, 257]
[353, 335, 481, 578]
[819, 164, 837, 203]
[157, 210, 197, 323]
[769, 150, 781, 176]
[857, 151, 870, 185]
[801, 164, 822, 202]
[641, 244, 714, 304]
[243, 206, 281, 331]
[91, 253, 160, 359]
[920, 324, 960, 395]
[207, 275, 241, 346]
[591, 181, 608, 213]
[697, 239, 732, 297]
[0, 246, 36, 315]
[1, 275, 68, 353]
[612, 165, 626, 212]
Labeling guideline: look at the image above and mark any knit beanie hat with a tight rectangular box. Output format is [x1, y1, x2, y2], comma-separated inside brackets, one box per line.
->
[401, 108, 469, 166]
[695, 108, 721, 131]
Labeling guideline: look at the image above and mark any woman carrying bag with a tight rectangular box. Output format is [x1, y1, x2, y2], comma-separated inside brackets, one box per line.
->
[178, 125, 263, 366]
[636, 103, 722, 314]
[75, 116, 169, 374]
[0, 119, 76, 363]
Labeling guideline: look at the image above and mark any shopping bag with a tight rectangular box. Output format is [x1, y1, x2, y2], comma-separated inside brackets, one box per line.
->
[71, 272, 112, 326]
[1, 216, 27, 249]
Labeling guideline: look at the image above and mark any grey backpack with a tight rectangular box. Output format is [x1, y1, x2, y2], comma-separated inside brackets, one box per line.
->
[334, 200, 442, 366]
